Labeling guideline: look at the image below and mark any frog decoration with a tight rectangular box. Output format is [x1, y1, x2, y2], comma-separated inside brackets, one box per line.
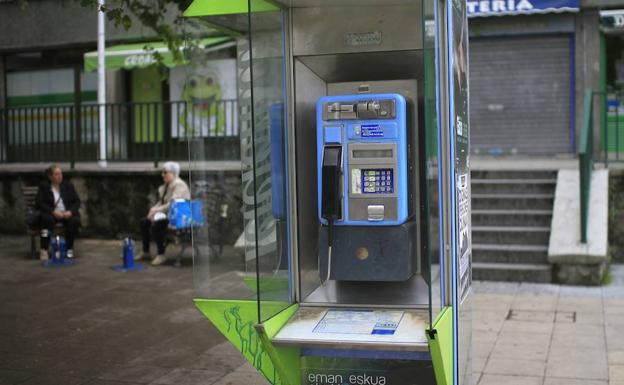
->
[180, 71, 225, 137]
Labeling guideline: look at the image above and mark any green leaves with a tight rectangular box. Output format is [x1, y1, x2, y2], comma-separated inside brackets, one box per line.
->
[71, 0, 198, 72]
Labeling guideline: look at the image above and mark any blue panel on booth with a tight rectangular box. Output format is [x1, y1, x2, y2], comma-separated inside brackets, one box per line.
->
[324, 126, 343, 144]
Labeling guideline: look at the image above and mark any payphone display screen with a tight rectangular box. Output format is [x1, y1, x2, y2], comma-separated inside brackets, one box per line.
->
[352, 149, 393, 158]
[362, 169, 394, 194]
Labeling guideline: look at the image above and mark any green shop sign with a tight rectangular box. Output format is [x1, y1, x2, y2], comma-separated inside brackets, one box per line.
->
[83, 37, 233, 72]
[601, 10, 624, 32]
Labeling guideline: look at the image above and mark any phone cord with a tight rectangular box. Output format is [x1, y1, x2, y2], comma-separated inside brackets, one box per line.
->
[326, 218, 334, 284]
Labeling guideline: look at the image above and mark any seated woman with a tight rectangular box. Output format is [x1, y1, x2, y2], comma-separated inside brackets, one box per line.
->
[140, 161, 190, 266]
[35, 165, 81, 260]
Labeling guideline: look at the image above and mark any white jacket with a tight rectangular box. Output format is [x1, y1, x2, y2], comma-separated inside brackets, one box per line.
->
[150, 177, 191, 214]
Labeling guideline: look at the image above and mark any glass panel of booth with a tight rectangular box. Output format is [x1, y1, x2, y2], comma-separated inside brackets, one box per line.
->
[185, 11, 257, 312]
[190, 0, 445, 328]
[248, 1, 292, 323]
[187, 2, 293, 323]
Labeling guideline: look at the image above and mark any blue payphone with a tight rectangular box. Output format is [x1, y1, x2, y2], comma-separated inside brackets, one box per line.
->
[317, 93, 415, 282]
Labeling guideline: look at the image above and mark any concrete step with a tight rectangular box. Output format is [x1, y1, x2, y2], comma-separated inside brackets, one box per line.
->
[472, 194, 554, 210]
[473, 262, 553, 283]
[472, 226, 550, 245]
[472, 243, 549, 264]
[471, 179, 557, 194]
[472, 209, 552, 227]
[471, 170, 557, 180]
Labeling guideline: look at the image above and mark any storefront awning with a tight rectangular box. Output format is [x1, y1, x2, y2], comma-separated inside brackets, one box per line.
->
[467, 0, 579, 17]
[83, 37, 234, 72]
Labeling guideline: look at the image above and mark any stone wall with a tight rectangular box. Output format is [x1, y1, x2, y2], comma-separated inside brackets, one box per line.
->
[0, 170, 243, 244]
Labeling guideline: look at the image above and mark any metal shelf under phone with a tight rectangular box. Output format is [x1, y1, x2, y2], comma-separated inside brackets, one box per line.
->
[272, 306, 430, 352]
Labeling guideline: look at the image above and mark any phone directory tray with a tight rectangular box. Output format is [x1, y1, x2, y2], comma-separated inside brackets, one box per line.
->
[272, 307, 430, 352]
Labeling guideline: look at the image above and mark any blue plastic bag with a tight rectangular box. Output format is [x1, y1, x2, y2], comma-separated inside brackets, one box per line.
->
[168, 199, 205, 229]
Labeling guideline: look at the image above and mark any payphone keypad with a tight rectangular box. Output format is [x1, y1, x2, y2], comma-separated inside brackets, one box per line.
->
[362, 169, 394, 194]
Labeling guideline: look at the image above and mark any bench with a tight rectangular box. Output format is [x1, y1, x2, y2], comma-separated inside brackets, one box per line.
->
[166, 228, 200, 268]
[22, 185, 64, 259]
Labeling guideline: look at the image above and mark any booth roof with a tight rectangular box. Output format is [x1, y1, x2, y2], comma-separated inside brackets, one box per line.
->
[183, 0, 278, 17]
[83, 37, 234, 72]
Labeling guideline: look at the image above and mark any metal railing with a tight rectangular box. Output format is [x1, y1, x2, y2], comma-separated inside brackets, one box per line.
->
[0, 100, 240, 166]
[579, 89, 594, 244]
[601, 89, 624, 163]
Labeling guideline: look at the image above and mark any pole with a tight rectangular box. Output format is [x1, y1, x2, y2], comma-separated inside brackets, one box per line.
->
[97, 0, 107, 167]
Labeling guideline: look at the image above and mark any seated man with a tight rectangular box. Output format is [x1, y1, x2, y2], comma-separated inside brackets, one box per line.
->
[140, 161, 190, 266]
[35, 164, 81, 260]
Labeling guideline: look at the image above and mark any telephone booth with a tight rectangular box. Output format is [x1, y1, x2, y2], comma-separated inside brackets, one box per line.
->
[184, 1, 472, 384]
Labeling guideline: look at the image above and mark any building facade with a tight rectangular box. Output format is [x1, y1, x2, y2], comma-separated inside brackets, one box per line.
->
[468, 0, 606, 156]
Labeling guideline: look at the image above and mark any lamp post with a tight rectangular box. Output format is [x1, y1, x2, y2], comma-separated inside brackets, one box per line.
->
[97, 0, 107, 167]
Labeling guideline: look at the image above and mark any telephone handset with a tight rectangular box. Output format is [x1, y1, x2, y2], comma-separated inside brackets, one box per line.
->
[320, 145, 342, 282]
[321, 146, 343, 222]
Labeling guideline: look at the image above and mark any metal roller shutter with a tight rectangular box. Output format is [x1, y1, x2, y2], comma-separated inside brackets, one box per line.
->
[469, 35, 572, 155]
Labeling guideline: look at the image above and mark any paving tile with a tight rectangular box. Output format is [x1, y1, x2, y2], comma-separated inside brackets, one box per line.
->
[0, 369, 33, 385]
[509, 309, 555, 323]
[610, 351, 624, 365]
[98, 366, 173, 383]
[83, 381, 144, 385]
[473, 311, 507, 333]
[560, 286, 603, 298]
[235, 361, 260, 373]
[473, 339, 495, 359]
[472, 281, 519, 295]
[557, 297, 603, 311]
[606, 314, 624, 327]
[203, 342, 242, 357]
[544, 378, 607, 385]
[491, 339, 549, 361]
[209, 370, 269, 385]
[546, 347, 608, 380]
[517, 283, 560, 296]
[513, 294, 558, 312]
[500, 320, 553, 335]
[554, 311, 576, 323]
[473, 294, 515, 311]
[553, 321, 605, 336]
[484, 358, 545, 377]
[478, 373, 542, 385]
[603, 300, 624, 315]
[607, 327, 624, 351]
[18, 374, 88, 385]
[473, 331, 499, 345]
[186, 350, 246, 372]
[551, 323, 606, 349]
[473, 356, 487, 373]
[611, 366, 624, 383]
[149, 368, 225, 385]
[496, 331, 552, 348]
[574, 311, 606, 325]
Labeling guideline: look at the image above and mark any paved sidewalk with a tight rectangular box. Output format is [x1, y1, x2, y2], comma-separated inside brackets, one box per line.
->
[0, 235, 623, 385]
[472, 269, 624, 385]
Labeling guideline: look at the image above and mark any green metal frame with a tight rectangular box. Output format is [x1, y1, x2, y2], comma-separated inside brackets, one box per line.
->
[579, 89, 594, 244]
[194, 299, 300, 385]
[600, 32, 607, 164]
[183, 0, 279, 17]
[427, 307, 454, 385]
